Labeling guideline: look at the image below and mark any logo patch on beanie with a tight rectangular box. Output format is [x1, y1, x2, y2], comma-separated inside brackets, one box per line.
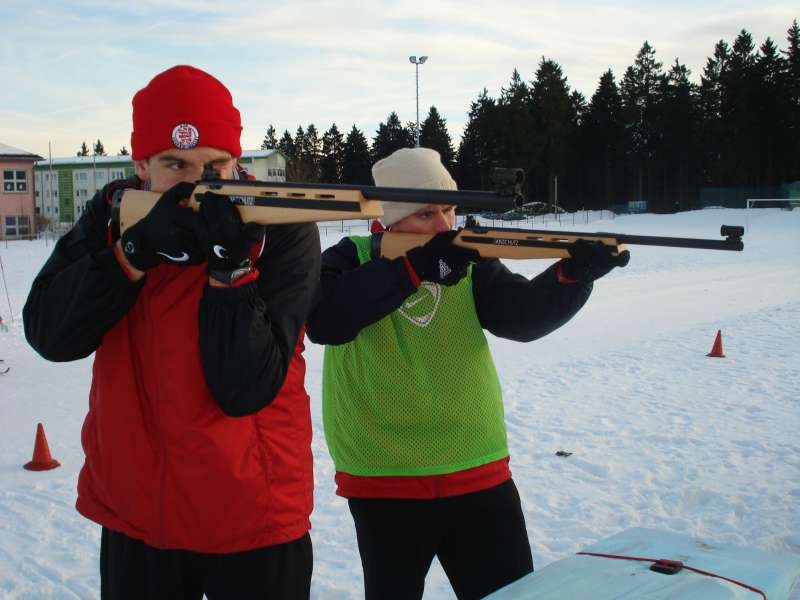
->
[171, 123, 200, 149]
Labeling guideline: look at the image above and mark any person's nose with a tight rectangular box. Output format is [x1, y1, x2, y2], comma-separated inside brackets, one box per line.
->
[432, 212, 452, 232]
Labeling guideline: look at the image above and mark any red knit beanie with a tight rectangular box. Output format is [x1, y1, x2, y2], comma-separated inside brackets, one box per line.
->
[130, 65, 242, 160]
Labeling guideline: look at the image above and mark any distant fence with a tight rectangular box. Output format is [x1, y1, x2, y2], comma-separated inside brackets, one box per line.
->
[475, 209, 615, 229]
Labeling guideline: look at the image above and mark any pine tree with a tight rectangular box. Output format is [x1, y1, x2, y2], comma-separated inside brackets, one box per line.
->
[652, 60, 698, 211]
[372, 112, 413, 161]
[496, 69, 533, 178]
[261, 125, 278, 150]
[530, 58, 575, 208]
[320, 124, 345, 183]
[77, 141, 90, 157]
[721, 30, 758, 186]
[341, 125, 372, 184]
[277, 130, 297, 180]
[277, 130, 295, 158]
[286, 126, 307, 181]
[298, 124, 321, 182]
[754, 38, 790, 187]
[455, 89, 500, 190]
[784, 20, 800, 179]
[580, 70, 625, 209]
[697, 40, 730, 185]
[406, 121, 419, 149]
[93, 139, 106, 156]
[620, 41, 664, 206]
[419, 106, 455, 170]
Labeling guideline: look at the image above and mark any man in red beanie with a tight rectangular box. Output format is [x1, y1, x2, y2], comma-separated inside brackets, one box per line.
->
[24, 65, 319, 599]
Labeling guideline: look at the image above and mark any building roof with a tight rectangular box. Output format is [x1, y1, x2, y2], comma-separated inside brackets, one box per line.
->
[34, 154, 134, 168]
[241, 149, 281, 159]
[34, 148, 281, 168]
[0, 142, 43, 161]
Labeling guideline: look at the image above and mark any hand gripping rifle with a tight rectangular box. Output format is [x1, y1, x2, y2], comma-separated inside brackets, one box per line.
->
[114, 167, 525, 235]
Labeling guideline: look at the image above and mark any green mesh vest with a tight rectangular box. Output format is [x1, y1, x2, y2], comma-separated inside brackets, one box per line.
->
[322, 235, 509, 476]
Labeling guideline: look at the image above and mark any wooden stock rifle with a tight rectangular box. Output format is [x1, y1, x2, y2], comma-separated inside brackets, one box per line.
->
[115, 168, 525, 235]
[374, 224, 744, 260]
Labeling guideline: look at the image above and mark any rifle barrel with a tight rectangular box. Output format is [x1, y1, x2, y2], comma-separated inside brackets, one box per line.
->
[465, 225, 744, 252]
[203, 179, 518, 212]
[611, 233, 743, 251]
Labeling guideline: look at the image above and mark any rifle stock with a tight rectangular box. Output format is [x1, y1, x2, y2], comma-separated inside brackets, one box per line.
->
[117, 178, 520, 235]
[375, 225, 744, 260]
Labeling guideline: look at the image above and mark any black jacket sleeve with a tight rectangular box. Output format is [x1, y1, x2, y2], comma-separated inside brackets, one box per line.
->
[23, 180, 144, 361]
[305, 237, 418, 345]
[198, 222, 321, 417]
[472, 259, 592, 342]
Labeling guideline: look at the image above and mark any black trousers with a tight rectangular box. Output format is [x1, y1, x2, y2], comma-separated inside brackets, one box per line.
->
[348, 479, 534, 600]
[100, 528, 312, 600]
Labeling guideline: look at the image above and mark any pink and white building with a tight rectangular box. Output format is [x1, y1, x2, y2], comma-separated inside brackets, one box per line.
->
[0, 142, 42, 240]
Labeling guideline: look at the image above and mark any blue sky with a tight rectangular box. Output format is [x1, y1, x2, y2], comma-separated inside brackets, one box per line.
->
[2, 0, 797, 159]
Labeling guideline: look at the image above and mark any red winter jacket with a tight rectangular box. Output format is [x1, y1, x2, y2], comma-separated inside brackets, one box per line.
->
[76, 263, 313, 553]
[23, 176, 320, 554]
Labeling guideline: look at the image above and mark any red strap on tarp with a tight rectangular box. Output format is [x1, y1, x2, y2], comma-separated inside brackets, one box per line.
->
[576, 551, 768, 599]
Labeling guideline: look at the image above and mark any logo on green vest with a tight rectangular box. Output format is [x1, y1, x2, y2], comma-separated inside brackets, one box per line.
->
[399, 282, 441, 327]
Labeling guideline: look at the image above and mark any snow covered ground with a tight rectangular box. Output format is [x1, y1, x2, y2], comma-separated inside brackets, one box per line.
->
[1, 208, 798, 599]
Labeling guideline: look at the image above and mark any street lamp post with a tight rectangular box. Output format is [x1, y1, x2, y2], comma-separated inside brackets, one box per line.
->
[408, 55, 428, 147]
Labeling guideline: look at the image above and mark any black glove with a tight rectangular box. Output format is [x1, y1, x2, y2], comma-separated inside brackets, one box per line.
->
[406, 229, 480, 286]
[561, 239, 630, 282]
[120, 182, 204, 271]
[196, 192, 267, 285]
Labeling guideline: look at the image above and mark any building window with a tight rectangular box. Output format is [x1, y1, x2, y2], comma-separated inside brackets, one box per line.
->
[4, 215, 30, 236]
[3, 170, 28, 192]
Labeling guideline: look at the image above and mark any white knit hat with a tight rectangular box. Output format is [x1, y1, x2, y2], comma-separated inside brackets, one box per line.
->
[371, 147, 457, 226]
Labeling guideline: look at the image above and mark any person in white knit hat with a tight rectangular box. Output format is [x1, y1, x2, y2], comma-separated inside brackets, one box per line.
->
[307, 147, 626, 599]
[371, 146, 459, 228]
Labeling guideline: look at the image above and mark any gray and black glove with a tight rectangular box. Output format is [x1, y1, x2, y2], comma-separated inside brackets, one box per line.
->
[406, 229, 479, 286]
[120, 181, 204, 271]
[561, 239, 630, 282]
[196, 192, 267, 285]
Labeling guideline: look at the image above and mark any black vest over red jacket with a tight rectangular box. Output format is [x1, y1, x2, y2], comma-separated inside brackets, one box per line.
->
[76, 263, 313, 553]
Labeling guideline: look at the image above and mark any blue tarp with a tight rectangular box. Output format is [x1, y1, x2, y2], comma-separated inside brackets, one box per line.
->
[487, 528, 800, 599]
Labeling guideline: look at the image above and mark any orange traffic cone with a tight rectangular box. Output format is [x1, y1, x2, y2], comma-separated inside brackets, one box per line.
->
[23, 423, 61, 471]
[706, 330, 726, 358]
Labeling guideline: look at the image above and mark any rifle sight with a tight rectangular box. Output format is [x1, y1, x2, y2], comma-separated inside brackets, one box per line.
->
[720, 225, 744, 242]
[490, 168, 525, 207]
